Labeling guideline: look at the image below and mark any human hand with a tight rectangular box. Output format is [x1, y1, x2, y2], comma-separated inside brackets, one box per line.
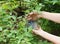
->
[32, 26, 43, 35]
[27, 11, 42, 21]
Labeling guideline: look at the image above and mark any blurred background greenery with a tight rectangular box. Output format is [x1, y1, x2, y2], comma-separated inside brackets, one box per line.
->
[0, 0, 60, 44]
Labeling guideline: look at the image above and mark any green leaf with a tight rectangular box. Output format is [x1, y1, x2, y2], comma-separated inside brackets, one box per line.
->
[0, 27, 2, 31]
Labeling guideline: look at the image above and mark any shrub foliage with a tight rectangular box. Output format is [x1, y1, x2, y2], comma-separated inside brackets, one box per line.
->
[0, 0, 60, 44]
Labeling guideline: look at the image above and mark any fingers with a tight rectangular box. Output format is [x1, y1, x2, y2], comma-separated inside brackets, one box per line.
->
[32, 29, 40, 35]
[27, 17, 32, 20]
[32, 26, 42, 33]
[26, 12, 34, 20]
[29, 12, 34, 15]
[32, 28, 43, 35]
[26, 15, 32, 20]
[26, 11, 39, 21]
